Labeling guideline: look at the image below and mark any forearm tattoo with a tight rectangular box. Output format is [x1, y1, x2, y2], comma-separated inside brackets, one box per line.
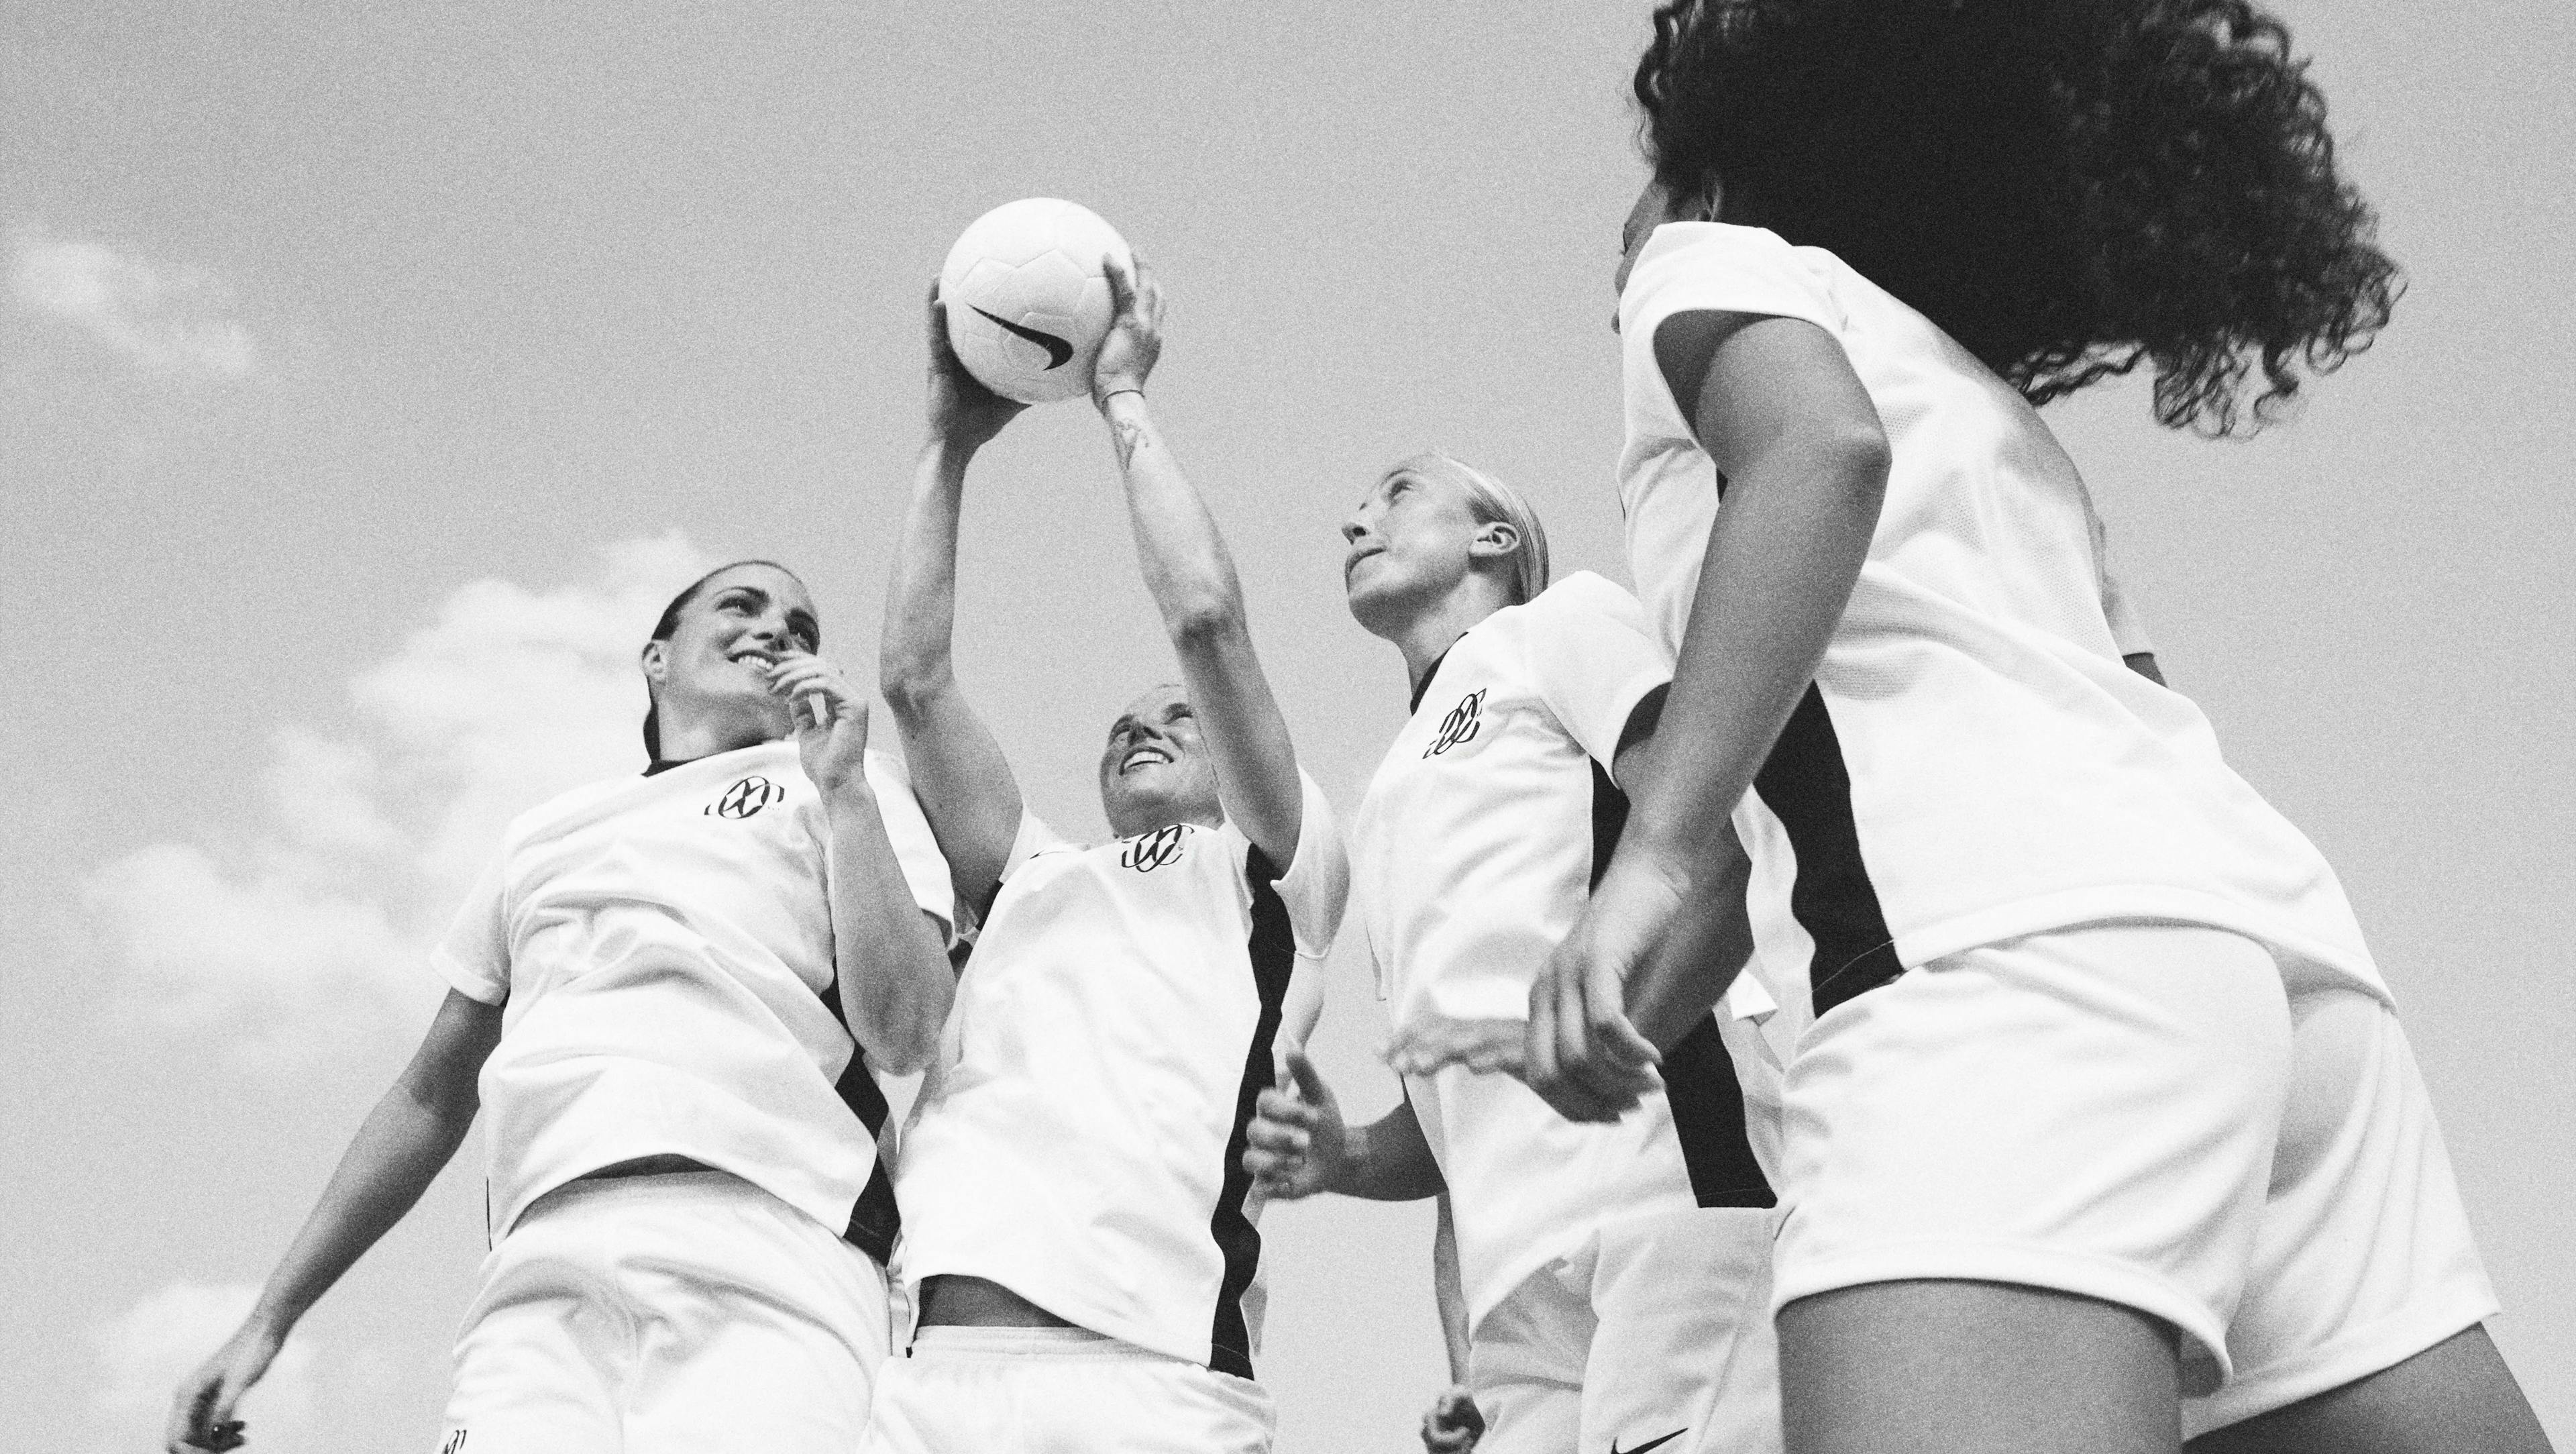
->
[1112, 414, 1149, 468]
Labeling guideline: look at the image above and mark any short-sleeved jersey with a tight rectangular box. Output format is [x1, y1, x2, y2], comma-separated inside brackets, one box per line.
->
[1617, 222, 2383, 1015]
[1352, 574, 1780, 1325]
[433, 741, 956, 1261]
[892, 774, 1349, 1380]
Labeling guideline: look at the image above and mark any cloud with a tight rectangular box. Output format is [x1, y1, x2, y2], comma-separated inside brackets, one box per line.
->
[85, 534, 715, 1060]
[12, 234, 257, 377]
[93, 1281, 319, 1453]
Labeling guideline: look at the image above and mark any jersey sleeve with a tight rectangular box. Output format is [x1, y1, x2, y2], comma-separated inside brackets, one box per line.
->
[1254, 772, 1350, 960]
[862, 749, 961, 945]
[1621, 223, 1843, 348]
[1518, 573, 1673, 780]
[428, 847, 511, 1006]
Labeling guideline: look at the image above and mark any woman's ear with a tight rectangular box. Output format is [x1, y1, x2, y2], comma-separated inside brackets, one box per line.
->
[1468, 519, 1522, 562]
[639, 638, 668, 684]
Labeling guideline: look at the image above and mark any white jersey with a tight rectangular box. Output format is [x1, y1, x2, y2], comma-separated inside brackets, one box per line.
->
[1616, 221, 2383, 1015]
[1352, 573, 1783, 1325]
[894, 775, 1349, 1380]
[433, 741, 956, 1261]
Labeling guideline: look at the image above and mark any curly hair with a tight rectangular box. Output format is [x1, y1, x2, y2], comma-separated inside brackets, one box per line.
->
[1633, 0, 2400, 433]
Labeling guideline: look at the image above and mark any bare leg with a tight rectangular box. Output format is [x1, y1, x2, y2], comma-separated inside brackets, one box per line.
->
[2187, 1325, 2554, 1454]
[1780, 1281, 2181, 1454]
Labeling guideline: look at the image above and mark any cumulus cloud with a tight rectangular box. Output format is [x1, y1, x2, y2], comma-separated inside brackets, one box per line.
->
[85, 535, 714, 1059]
[13, 233, 257, 377]
[93, 1281, 319, 1453]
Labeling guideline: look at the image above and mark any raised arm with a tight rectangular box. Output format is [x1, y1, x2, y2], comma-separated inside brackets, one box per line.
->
[769, 651, 955, 1074]
[1089, 258, 1305, 868]
[879, 287, 1030, 908]
[166, 989, 499, 1453]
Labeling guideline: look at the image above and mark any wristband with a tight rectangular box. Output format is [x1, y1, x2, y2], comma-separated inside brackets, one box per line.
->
[1097, 386, 1145, 406]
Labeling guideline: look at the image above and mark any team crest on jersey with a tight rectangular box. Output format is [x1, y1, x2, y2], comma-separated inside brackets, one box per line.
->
[706, 775, 785, 819]
[1119, 823, 1189, 873]
[1424, 688, 1487, 758]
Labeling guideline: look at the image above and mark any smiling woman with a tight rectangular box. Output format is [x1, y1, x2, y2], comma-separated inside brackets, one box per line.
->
[859, 260, 1348, 1453]
[639, 560, 822, 762]
[164, 560, 964, 1454]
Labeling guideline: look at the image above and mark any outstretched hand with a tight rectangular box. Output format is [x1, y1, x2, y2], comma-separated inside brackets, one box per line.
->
[1090, 251, 1165, 407]
[765, 650, 871, 796]
[924, 280, 1026, 449]
[166, 1324, 277, 1452]
[1242, 1048, 1347, 1200]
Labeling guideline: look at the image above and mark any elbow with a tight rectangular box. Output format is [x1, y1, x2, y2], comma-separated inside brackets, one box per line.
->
[1823, 423, 1891, 510]
[1165, 591, 1247, 652]
[867, 1017, 939, 1077]
[877, 656, 947, 715]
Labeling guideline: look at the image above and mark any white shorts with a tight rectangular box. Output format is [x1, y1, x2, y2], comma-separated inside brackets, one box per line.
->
[1771, 922, 2498, 1430]
[1470, 1206, 1782, 1454]
[439, 1170, 892, 1454]
[860, 1326, 1275, 1454]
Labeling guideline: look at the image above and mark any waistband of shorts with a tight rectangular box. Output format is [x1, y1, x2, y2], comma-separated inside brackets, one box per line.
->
[525, 1168, 753, 1218]
[908, 1325, 1170, 1362]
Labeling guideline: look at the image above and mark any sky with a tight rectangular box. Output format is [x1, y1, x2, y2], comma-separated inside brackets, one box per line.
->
[3, 1, 2571, 1449]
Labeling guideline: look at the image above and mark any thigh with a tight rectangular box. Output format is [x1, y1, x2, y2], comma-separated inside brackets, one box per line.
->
[1779, 1280, 2180, 1454]
[1585, 1207, 1782, 1454]
[1471, 1261, 1593, 1454]
[1774, 923, 2291, 1380]
[439, 1235, 625, 1454]
[2184, 995, 2520, 1445]
[623, 1184, 890, 1454]
[2186, 1325, 2552, 1454]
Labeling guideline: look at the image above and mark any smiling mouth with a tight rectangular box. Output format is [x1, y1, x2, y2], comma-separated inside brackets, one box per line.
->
[728, 649, 777, 670]
[1121, 746, 1173, 774]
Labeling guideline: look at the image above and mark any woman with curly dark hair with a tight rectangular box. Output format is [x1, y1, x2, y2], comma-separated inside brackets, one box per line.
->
[1409, 3, 2555, 1451]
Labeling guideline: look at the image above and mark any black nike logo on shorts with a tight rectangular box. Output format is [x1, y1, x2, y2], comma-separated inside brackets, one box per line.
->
[970, 307, 1073, 369]
[1609, 1431, 1686, 1454]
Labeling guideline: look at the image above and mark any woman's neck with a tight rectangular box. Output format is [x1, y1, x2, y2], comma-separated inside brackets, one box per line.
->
[1388, 586, 1509, 697]
[651, 713, 777, 764]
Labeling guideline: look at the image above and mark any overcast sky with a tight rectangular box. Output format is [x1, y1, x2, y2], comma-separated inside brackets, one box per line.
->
[4, 2, 2571, 1449]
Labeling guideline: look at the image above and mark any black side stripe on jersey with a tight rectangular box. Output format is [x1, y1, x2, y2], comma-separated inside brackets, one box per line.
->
[1662, 1020, 1776, 1208]
[1205, 845, 1297, 1383]
[1751, 684, 1904, 1018]
[816, 977, 902, 1267]
[1591, 739, 1776, 1210]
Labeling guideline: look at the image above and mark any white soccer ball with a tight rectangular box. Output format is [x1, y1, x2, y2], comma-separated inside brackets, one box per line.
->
[938, 198, 1135, 405]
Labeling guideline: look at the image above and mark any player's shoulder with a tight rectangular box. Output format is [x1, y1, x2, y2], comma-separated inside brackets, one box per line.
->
[1620, 221, 1845, 342]
[1483, 572, 1650, 653]
[1525, 571, 1645, 627]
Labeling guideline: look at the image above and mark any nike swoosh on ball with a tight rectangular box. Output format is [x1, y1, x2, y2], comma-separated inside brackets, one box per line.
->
[971, 307, 1074, 369]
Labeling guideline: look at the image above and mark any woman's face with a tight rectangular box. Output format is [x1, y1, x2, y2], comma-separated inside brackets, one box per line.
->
[642, 563, 820, 739]
[1096, 683, 1222, 839]
[1340, 467, 1493, 637]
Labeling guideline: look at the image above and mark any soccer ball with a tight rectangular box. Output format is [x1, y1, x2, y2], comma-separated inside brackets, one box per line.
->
[938, 198, 1135, 405]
